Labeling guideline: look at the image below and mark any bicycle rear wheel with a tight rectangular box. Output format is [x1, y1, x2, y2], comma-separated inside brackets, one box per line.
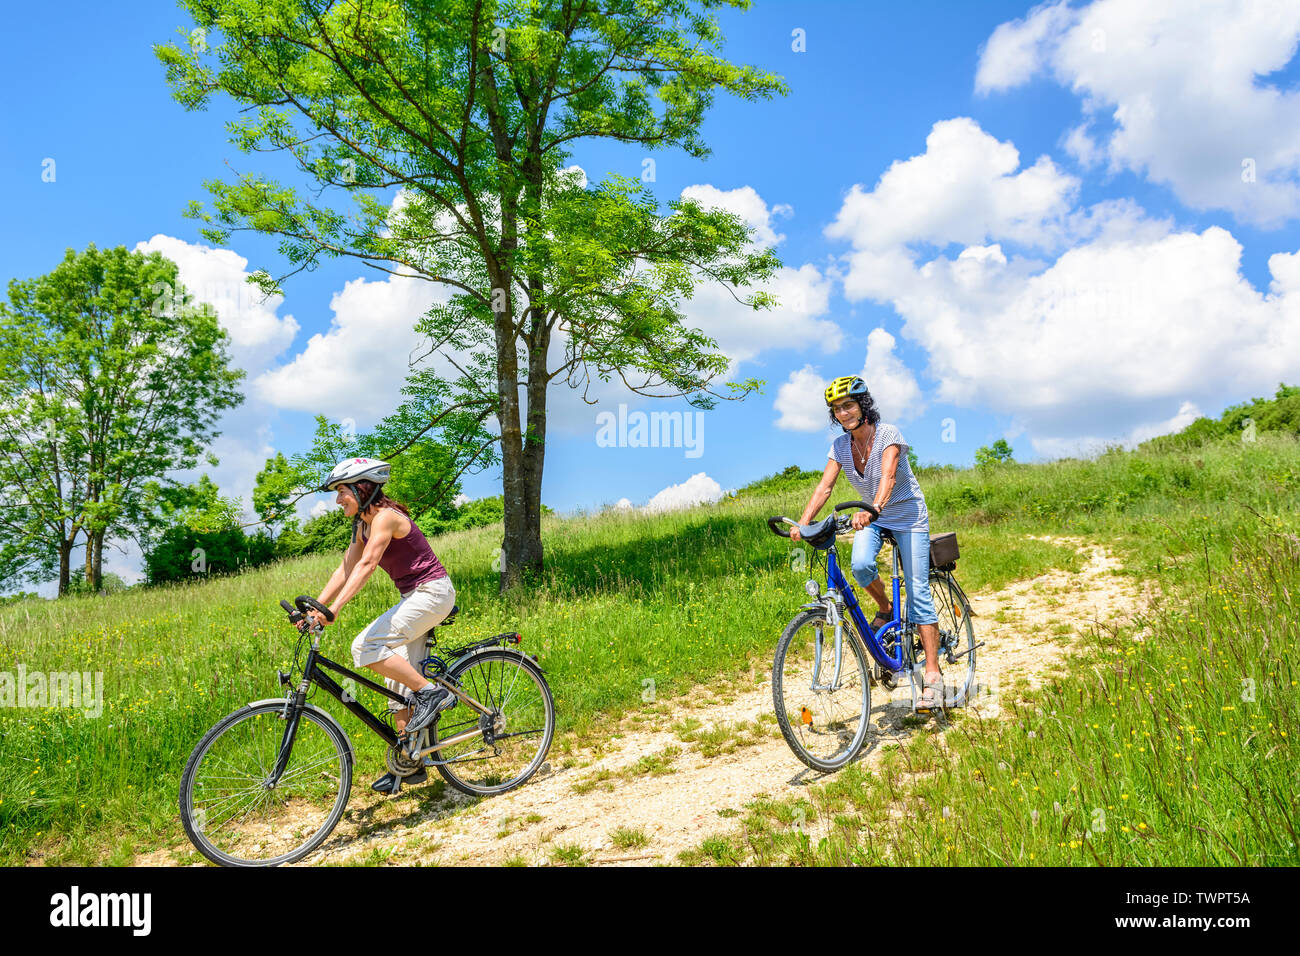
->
[772, 608, 871, 773]
[930, 572, 976, 707]
[430, 649, 554, 796]
[179, 701, 352, 866]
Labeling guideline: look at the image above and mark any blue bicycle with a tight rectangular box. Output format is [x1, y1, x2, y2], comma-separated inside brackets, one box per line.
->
[766, 501, 979, 773]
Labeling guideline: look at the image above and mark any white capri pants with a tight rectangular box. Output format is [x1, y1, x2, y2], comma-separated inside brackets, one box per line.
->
[350, 576, 456, 712]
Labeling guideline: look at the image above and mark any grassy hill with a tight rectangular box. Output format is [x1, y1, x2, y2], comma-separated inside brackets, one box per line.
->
[2, 407, 1297, 865]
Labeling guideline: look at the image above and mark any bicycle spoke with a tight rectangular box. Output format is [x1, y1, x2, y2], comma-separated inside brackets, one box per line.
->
[431, 651, 553, 796]
[182, 706, 350, 866]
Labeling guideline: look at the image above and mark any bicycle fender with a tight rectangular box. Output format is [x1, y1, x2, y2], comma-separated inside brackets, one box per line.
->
[244, 697, 357, 766]
[451, 644, 544, 673]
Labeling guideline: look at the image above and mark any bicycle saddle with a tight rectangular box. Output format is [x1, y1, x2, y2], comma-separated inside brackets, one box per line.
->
[798, 515, 839, 550]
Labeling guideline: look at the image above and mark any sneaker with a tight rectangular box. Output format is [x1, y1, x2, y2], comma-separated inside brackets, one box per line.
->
[371, 766, 426, 794]
[405, 684, 455, 735]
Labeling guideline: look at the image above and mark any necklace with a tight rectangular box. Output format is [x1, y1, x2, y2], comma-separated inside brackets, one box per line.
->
[851, 425, 874, 469]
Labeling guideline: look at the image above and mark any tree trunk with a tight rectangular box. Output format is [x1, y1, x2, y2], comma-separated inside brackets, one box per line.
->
[58, 535, 72, 598]
[494, 263, 541, 592]
[90, 528, 104, 593]
[521, 322, 550, 576]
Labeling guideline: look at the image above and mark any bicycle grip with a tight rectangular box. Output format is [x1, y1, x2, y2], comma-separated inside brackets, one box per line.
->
[296, 595, 335, 622]
[767, 516, 792, 538]
[835, 500, 879, 518]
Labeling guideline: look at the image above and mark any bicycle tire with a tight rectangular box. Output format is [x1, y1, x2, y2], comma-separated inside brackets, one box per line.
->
[430, 649, 555, 797]
[179, 700, 352, 867]
[772, 607, 872, 773]
[929, 572, 977, 707]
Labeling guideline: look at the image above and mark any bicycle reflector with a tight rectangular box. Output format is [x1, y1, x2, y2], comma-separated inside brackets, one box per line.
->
[506, 633, 522, 644]
[800, 706, 813, 726]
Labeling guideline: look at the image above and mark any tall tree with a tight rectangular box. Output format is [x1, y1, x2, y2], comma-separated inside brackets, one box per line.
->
[252, 452, 299, 539]
[0, 245, 244, 595]
[157, 0, 786, 588]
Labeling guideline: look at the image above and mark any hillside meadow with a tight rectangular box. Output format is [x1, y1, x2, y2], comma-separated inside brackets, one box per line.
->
[1, 431, 1297, 865]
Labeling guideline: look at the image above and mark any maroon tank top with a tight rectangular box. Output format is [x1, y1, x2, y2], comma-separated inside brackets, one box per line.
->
[361, 507, 448, 594]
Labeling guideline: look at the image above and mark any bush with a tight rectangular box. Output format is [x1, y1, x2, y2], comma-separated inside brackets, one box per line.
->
[974, 439, 1014, 467]
[144, 526, 277, 584]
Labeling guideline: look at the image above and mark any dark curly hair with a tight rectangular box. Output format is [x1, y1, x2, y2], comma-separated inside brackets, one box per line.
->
[828, 390, 881, 431]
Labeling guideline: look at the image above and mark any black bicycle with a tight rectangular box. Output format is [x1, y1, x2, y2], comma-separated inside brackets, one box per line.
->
[178, 595, 555, 866]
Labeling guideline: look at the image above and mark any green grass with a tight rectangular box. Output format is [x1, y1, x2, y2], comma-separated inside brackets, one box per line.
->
[680, 445, 1300, 865]
[548, 842, 588, 866]
[2, 431, 1297, 865]
[609, 826, 650, 849]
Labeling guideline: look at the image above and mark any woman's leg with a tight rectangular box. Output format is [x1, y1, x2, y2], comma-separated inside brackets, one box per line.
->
[351, 579, 457, 717]
[897, 530, 941, 680]
[375, 578, 458, 732]
[850, 524, 891, 615]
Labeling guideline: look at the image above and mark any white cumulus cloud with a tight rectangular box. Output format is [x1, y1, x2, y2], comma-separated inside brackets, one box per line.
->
[253, 267, 450, 424]
[773, 330, 925, 433]
[976, 0, 1300, 227]
[133, 235, 300, 372]
[642, 472, 725, 513]
[824, 117, 1080, 253]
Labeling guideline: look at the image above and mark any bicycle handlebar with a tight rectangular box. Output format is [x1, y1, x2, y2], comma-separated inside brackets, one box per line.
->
[767, 501, 880, 537]
[835, 500, 879, 518]
[281, 595, 335, 628]
[766, 515, 795, 538]
[296, 595, 335, 622]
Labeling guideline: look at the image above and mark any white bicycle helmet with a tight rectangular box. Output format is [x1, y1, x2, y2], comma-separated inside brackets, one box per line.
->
[321, 457, 392, 541]
[321, 457, 391, 492]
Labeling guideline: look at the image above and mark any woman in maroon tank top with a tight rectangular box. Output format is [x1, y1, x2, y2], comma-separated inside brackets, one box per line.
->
[301, 458, 458, 793]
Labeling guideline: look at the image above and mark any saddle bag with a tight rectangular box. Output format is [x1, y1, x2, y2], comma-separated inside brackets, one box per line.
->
[929, 532, 959, 572]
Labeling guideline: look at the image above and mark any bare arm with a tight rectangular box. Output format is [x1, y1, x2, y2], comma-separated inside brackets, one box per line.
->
[326, 512, 399, 618]
[790, 460, 841, 541]
[799, 458, 841, 524]
[875, 444, 901, 511]
[317, 533, 364, 608]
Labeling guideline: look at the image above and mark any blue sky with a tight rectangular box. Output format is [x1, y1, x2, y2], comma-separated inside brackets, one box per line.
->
[4, 1, 1300, 591]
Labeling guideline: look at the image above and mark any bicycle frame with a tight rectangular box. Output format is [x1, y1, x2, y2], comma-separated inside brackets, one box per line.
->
[824, 539, 907, 673]
[269, 632, 508, 784]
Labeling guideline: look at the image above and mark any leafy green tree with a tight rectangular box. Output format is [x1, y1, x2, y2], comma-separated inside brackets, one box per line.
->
[297, 506, 353, 554]
[67, 569, 130, 596]
[0, 244, 243, 596]
[156, 0, 786, 590]
[975, 439, 1015, 467]
[142, 475, 275, 583]
[252, 452, 302, 539]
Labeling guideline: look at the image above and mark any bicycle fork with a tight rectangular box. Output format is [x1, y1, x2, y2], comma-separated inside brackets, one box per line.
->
[810, 595, 846, 691]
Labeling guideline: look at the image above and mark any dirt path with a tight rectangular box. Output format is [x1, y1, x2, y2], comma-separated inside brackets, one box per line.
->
[139, 536, 1156, 867]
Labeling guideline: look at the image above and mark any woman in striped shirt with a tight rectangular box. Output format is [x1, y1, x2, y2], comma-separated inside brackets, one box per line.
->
[789, 376, 944, 710]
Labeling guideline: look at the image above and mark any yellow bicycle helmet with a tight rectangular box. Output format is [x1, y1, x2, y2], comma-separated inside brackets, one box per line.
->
[824, 375, 869, 406]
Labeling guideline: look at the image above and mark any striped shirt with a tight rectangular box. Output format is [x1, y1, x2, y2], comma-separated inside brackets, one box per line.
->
[828, 424, 929, 532]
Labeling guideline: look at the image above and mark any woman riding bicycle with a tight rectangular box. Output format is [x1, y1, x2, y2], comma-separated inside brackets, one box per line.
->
[298, 456, 457, 791]
[789, 376, 945, 711]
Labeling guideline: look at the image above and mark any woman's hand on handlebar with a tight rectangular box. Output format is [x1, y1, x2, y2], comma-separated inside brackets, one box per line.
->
[789, 525, 803, 542]
[850, 509, 873, 531]
[297, 608, 330, 631]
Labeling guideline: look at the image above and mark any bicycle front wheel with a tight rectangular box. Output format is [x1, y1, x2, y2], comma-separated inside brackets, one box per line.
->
[930, 572, 976, 707]
[431, 649, 555, 797]
[179, 701, 352, 867]
[772, 608, 871, 773]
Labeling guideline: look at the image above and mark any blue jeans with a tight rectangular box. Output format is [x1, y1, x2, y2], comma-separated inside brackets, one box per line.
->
[849, 525, 938, 625]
